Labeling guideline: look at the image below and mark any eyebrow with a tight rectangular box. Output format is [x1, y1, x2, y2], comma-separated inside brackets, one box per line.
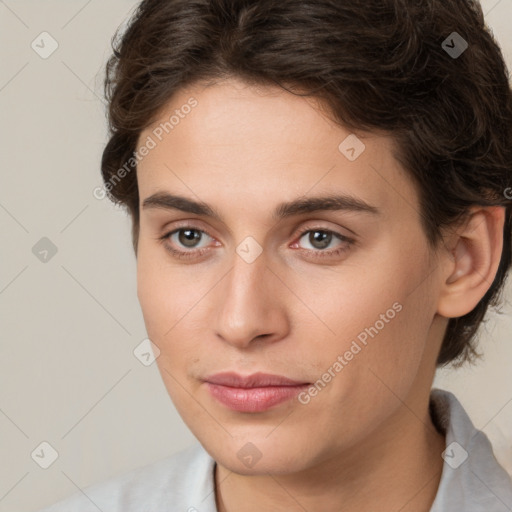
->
[142, 191, 380, 221]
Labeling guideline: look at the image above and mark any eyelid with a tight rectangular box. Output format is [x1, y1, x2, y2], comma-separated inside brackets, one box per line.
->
[161, 220, 218, 242]
[291, 222, 355, 244]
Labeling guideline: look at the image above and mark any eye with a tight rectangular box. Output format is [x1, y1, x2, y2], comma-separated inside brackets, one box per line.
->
[169, 228, 212, 249]
[157, 226, 218, 260]
[157, 225, 354, 262]
[292, 227, 354, 259]
[299, 230, 340, 250]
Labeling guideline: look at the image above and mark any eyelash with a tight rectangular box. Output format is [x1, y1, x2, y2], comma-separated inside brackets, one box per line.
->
[157, 225, 354, 261]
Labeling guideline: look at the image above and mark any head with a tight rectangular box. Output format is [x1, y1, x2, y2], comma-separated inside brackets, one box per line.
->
[100, 0, 512, 474]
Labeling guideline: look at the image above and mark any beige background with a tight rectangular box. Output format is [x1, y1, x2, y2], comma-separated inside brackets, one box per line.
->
[0, 1, 511, 511]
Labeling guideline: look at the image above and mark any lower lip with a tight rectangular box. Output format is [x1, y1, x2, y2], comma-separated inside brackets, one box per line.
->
[205, 383, 310, 413]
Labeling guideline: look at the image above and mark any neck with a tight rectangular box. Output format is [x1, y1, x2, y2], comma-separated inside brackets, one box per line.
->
[215, 395, 446, 512]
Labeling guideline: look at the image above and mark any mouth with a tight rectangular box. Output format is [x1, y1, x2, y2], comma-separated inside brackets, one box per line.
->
[203, 372, 311, 413]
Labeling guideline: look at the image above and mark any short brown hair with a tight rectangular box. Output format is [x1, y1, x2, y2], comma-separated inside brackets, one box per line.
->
[101, 0, 512, 367]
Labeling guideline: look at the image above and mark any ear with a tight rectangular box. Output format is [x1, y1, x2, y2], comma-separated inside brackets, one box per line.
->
[436, 206, 505, 319]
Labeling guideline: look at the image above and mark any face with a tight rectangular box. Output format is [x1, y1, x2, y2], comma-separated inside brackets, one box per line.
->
[136, 77, 445, 475]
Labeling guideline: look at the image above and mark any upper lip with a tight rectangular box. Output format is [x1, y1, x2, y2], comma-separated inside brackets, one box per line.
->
[204, 372, 309, 388]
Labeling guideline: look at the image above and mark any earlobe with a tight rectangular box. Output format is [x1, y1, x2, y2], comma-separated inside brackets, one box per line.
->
[437, 206, 505, 319]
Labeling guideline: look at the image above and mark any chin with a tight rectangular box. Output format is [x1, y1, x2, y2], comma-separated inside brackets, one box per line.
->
[203, 434, 318, 475]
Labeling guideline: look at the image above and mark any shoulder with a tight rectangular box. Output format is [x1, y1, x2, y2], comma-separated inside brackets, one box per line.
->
[430, 388, 512, 512]
[37, 443, 217, 512]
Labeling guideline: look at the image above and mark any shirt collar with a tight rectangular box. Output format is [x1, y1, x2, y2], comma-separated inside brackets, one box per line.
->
[430, 388, 512, 511]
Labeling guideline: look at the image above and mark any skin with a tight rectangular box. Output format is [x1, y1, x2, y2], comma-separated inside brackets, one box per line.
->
[135, 77, 504, 511]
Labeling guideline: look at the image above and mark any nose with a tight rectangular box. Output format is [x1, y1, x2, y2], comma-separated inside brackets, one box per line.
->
[213, 251, 290, 349]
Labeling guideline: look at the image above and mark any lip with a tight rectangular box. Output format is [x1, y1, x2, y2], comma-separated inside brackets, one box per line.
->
[203, 372, 310, 413]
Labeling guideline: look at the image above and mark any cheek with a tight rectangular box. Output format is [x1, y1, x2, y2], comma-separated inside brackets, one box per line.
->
[136, 251, 169, 339]
[292, 271, 436, 450]
[313, 250, 436, 395]
[137, 264, 210, 437]
[136, 242, 215, 378]
[137, 242, 200, 335]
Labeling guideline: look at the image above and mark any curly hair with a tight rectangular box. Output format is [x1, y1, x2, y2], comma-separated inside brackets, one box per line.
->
[100, 0, 512, 367]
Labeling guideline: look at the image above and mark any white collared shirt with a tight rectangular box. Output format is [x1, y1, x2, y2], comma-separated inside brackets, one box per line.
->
[38, 389, 512, 512]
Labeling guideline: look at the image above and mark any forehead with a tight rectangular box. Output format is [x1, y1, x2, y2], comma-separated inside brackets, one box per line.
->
[136, 78, 419, 223]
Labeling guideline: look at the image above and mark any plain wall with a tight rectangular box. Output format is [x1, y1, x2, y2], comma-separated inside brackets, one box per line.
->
[0, 1, 511, 511]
